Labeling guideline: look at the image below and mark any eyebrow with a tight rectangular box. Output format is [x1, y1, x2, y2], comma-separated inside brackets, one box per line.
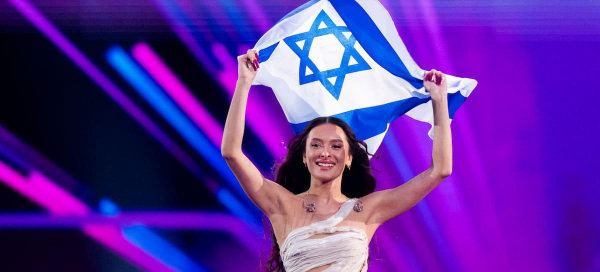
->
[310, 138, 343, 143]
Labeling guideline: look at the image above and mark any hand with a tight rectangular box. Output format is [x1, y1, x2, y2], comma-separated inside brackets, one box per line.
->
[238, 49, 259, 86]
[423, 69, 447, 101]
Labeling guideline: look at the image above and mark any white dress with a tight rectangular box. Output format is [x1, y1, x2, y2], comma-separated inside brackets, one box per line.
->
[280, 198, 369, 272]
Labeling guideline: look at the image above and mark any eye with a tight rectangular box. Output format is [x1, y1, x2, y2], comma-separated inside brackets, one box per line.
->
[332, 145, 342, 149]
[311, 143, 323, 148]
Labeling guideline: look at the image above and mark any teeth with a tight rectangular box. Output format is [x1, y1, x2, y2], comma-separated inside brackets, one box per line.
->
[317, 162, 334, 167]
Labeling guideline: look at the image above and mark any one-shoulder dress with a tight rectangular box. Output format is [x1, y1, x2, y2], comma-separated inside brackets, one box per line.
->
[280, 198, 369, 272]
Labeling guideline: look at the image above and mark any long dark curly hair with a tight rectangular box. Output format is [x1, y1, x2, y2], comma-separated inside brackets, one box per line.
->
[265, 116, 377, 272]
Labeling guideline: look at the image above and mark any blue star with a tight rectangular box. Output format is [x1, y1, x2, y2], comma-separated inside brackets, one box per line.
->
[284, 10, 371, 100]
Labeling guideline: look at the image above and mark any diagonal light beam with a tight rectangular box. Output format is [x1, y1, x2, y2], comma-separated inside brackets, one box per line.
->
[0, 123, 215, 271]
[0, 161, 182, 271]
[6, 0, 202, 179]
[154, 0, 292, 159]
[131, 42, 224, 147]
[105, 46, 262, 233]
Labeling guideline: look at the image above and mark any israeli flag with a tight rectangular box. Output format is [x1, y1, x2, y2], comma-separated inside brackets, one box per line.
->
[252, 0, 477, 154]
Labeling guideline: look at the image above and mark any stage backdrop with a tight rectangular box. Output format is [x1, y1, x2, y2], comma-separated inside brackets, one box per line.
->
[0, 0, 599, 271]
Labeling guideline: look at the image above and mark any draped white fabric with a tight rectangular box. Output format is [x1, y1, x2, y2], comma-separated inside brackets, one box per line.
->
[252, 0, 477, 154]
[281, 199, 369, 272]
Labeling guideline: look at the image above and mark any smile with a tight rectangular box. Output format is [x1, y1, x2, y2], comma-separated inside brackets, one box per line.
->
[316, 161, 335, 169]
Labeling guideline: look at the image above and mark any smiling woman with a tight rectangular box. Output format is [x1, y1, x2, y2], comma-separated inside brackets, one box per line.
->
[269, 117, 376, 272]
[221, 49, 453, 272]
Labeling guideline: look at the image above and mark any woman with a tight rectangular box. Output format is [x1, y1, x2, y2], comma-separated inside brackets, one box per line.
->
[221, 50, 452, 271]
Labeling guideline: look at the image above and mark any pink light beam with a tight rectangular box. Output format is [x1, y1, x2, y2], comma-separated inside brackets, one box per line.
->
[132, 42, 224, 147]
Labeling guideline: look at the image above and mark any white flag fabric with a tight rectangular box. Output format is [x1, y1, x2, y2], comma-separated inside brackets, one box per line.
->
[252, 0, 477, 154]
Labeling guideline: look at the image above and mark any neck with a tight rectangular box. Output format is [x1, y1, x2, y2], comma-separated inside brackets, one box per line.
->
[308, 176, 347, 204]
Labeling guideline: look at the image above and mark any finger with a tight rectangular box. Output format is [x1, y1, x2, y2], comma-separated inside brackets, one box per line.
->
[432, 70, 439, 82]
[245, 50, 258, 71]
[247, 50, 258, 62]
[243, 54, 255, 71]
[251, 51, 259, 69]
[247, 49, 256, 60]
[435, 71, 442, 85]
[239, 53, 249, 64]
[425, 71, 434, 82]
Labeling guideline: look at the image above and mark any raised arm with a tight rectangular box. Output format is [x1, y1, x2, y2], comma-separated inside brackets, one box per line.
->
[221, 50, 292, 216]
[365, 69, 452, 226]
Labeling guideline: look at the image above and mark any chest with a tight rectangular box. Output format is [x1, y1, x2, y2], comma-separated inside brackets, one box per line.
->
[268, 205, 377, 248]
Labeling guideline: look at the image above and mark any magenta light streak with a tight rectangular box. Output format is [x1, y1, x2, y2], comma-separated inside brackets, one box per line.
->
[198, 0, 242, 41]
[392, 113, 482, 272]
[82, 224, 175, 272]
[373, 227, 421, 271]
[154, 0, 220, 75]
[0, 161, 174, 271]
[376, 1, 494, 270]
[0, 164, 89, 216]
[178, 0, 217, 41]
[373, 149, 443, 272]
[0, 211, 249, 229]
[412, 1, 514, 270]
[5, 1, 191, 269]
[397, 118, 485, 271]
[0, 212, 262, 253]
[238, 0, 272, 33]
[212, 42, 290, 159]
[28, 172, 89, 216]
[132, 42, 224, 147]
[415, 1, 451, 68]
[156, 0, 292, 158]
[455, 33, 549, 270]
[7, 0, 201, 179]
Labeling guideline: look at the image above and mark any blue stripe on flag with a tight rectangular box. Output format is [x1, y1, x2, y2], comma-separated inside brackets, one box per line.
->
[290, 92, 467, 140]
[258, 42, 279, 63]
[329, 0, 423, 89]
[448, 91, 467, 119]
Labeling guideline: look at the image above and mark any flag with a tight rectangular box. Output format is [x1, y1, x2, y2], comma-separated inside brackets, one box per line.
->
[252, 0, 477, 154]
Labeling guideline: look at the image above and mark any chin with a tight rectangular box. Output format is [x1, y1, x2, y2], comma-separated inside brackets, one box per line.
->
[312, 170, 343, 183]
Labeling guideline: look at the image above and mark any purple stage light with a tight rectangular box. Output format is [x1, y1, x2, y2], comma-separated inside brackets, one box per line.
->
[0, 211, 260, 253]
[155, 0, 221, 73]
[0, 122, 259, 267]
[0, 161, 174, 271]
[377, 131, 453, 272]
[238, 0, 272, 33]
[6, 0, 202, 179]
[211, 42, 291, 159]
[82, 224, 175, 272]
[371, 151, 445, 271]
[155, 0, 292, 159]
[407, 1, 518, 270]
[132, 42, 224, 147]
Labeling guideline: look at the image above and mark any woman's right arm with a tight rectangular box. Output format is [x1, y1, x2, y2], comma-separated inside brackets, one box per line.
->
[221, 50, 292, 216]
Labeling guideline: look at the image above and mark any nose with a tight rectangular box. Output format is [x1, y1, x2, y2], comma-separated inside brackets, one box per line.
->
[320, 148, 331, 157]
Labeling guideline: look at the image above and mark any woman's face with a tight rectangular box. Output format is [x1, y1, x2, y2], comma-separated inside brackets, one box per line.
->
[303, 123, 352, 183]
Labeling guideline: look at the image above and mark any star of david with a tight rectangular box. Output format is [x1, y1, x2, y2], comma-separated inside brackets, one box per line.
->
[284, 10, 371, 100]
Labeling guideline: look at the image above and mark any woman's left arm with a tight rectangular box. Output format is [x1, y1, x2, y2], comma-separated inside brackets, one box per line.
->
[365, 69, 452, 226]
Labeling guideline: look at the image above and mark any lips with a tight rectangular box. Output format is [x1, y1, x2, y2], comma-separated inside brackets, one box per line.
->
[315, 161, 335, 170]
